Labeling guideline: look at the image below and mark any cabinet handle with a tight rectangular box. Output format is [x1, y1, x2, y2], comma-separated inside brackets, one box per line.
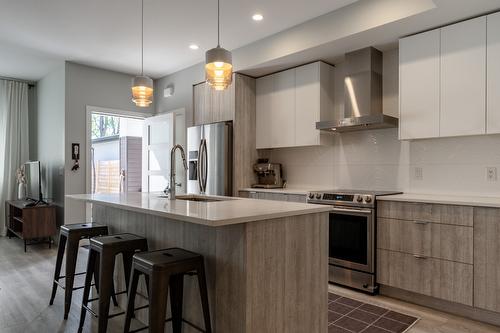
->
[414, 220, 429, 225]
[413, 254, 428, 259]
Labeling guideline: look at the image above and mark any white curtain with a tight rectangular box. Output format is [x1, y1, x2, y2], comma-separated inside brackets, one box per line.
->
[0, 80, 29, 236]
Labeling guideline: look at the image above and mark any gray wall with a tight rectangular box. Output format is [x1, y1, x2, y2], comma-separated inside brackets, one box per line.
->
[154, 62, 204, 125]
[64, 62, 153, 222]
[36, 63, 66, 224]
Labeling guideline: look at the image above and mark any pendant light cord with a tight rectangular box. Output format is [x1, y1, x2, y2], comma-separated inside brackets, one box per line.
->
[217, 0, 220, 47]
[141, 0, 144, 76]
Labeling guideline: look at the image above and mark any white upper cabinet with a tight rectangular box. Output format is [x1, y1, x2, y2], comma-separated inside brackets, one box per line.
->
[487, 12, 500, 134]
[256, 61, 335, 149]
[399, 15, 492, 140]
[399, 29, 441, 139]
[272, 68, 296, 148]
[256, 75, 273, 149]
[295, 63, 320, 146]
[440, 16, 486, 137]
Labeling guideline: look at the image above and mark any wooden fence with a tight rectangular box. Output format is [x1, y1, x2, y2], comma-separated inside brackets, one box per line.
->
[95, 160, 121, 193]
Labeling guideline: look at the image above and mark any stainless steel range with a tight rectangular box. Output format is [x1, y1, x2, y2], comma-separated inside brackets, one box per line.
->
[307, 189, 401, 294]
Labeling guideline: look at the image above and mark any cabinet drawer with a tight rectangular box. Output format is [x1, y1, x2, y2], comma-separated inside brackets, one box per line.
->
[257, 192, 287, 201]
[286, 194, 306, 203]
[377, 218, 473, 264]
[377, 249, 473, 306]
[377, 201, 473, 226]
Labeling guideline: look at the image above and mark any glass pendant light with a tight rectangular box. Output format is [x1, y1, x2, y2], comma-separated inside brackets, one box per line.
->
[205, 0, 232, 91]
[131, 0, 153, 107]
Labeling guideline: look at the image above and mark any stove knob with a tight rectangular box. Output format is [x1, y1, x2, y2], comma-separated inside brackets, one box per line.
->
[356, 196, 363, 202]
[364, 195, 372, 203]
[315, 193, 322, 199]
[308, 193, 314, 199]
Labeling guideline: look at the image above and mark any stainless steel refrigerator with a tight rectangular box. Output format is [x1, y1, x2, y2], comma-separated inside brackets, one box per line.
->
[187, 121, 233, 196]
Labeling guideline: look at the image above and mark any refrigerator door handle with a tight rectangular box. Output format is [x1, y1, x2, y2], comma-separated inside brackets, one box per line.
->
[202, 139, 208, 193]
[197, 139, 204, 192]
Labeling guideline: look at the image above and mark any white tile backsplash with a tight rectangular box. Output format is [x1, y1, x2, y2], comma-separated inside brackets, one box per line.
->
[266, 129, 500, 196]
[268, 128, 410, 191]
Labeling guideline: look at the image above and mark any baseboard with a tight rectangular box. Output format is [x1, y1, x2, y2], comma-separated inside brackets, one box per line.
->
[379, 285, 500, 327]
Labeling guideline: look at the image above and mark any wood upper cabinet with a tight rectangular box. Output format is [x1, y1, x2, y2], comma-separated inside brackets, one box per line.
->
[474, 207, 500, 312]
[399, 29, 440, 139]
[193, 80, 235, 126]
[440, 16, 486, 137]
[256, 61, 334, 149]
[487, 12, 500, 134]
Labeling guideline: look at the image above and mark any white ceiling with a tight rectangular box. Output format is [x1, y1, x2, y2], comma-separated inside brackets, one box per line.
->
[0, 0, 358, 80]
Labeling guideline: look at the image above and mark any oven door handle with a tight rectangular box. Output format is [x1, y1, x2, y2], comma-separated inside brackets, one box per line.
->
[330, 207, 373, 214]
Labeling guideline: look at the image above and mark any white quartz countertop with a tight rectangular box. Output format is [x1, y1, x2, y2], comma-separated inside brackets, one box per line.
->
[67, 192, 332, 226]
[378, 193, 500, 208]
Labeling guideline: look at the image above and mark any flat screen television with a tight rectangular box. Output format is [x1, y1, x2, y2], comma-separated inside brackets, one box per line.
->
[24, 161, 42, 202]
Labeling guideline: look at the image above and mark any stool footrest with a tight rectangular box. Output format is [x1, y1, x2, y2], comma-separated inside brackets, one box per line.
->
[82, 303, 147, 319]
[87, 290, 127, 303]
[54, 279, 95, 291]
[55, 271, 87, 280]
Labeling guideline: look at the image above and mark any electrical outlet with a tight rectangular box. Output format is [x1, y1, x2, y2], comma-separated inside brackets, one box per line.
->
[414, 167, 423, 180]
[486, 167, 497, 182]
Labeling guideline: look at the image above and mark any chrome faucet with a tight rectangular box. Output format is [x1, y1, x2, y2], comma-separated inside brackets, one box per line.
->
[165, 144, 188, 200]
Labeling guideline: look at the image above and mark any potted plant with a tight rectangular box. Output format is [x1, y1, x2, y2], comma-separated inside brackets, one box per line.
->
[16, 165, 26, 200]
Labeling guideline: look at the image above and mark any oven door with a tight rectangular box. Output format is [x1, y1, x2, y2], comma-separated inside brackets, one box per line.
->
[329, 206, 374, 273]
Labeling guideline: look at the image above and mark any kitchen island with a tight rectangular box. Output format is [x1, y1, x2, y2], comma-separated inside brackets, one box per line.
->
[67, 192, 331, 333]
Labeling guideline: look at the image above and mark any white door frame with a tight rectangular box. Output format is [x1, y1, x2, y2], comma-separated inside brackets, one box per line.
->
[85, 105, 151, 219]
[85, 105, 151, 194]
[141, 108, 186, 193]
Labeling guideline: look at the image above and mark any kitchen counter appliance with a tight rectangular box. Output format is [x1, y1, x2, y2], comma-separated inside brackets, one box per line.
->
[307, 189, 401, 293]
[252, 161, 284, 189]
[187, 121, 233, 196]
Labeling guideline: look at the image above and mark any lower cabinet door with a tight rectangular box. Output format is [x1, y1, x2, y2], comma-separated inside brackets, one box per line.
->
[474, 207, 500, 312]
[377, 249, 473, 306]
[258, 192, 287, 201]
[286, 194, 307, 203]
[377, 218, 473, 264]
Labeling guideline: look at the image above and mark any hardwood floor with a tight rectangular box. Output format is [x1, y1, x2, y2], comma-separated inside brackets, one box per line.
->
[0, 236, 143, 332]
[329, 285, 500, 333]
[1, 235, 499, 333]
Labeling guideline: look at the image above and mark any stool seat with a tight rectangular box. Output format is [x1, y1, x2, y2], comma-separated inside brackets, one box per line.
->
[124, 247, 212, 333]
[91, 233, 149, 253]
[133, 248, 202, 272]
[78, 233, 148, 333]
[49, 223, 111, 319]
[60, 222, 107, 233]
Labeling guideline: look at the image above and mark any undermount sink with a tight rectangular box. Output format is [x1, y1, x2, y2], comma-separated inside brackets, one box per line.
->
[170, 194, 231, 202]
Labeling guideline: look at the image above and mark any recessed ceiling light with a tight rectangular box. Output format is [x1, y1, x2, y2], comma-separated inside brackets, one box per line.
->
[252, 13, 263, 21]
[189, 44, 199, 50]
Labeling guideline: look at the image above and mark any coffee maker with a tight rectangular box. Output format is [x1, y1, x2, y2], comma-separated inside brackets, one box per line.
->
[252, 159, 284, 189]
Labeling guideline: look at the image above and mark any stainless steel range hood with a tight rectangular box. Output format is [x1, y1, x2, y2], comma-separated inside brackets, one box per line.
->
[316, 47, 398, 133]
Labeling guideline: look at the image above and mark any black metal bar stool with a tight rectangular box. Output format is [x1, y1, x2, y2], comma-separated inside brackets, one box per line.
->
[123, 247, 212, 333]
[78, 233, 149, 333]
[49, 222, 114, 319]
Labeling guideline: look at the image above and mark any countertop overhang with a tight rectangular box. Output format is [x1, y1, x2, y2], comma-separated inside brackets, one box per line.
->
[67, 192, 332, 226]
